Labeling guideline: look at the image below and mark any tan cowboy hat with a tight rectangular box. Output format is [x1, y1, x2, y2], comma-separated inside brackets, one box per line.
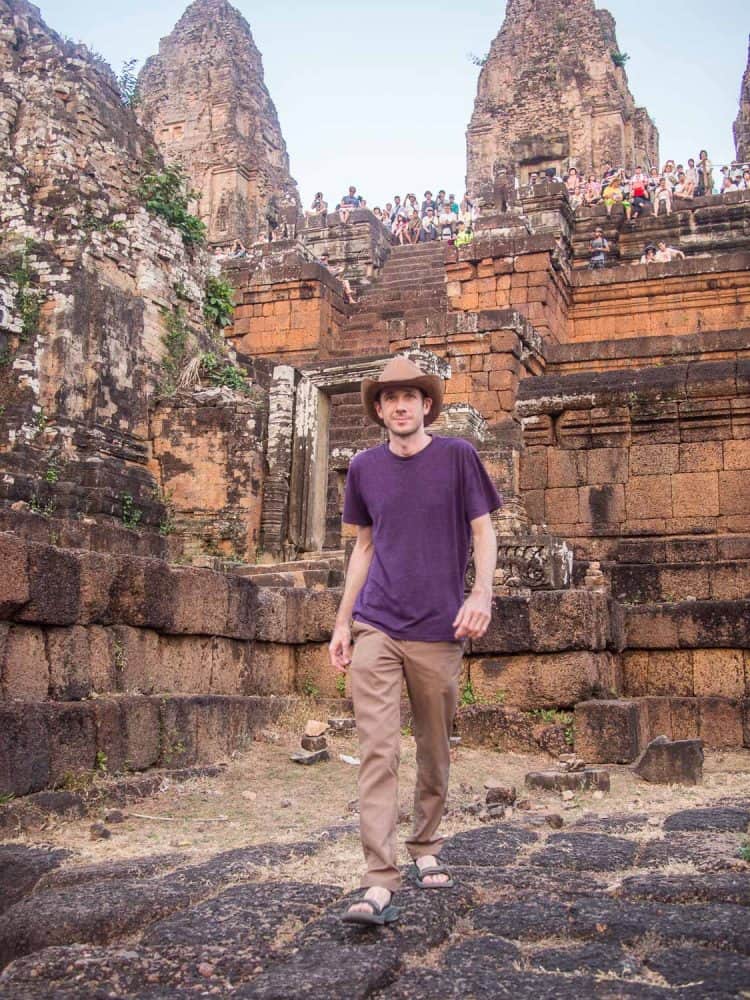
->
[361, 355, 444, 428]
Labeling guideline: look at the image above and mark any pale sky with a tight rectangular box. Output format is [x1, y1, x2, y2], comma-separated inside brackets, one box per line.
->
[38, 1, 749, 210]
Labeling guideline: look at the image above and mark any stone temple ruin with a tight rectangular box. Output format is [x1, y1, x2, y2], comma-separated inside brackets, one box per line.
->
[1, 2, 750, 986]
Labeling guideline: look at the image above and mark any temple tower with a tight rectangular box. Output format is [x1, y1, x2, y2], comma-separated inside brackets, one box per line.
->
[466, 0, 658, 194]
[138, 0, 299, 245]
[734, 36, 750, 164]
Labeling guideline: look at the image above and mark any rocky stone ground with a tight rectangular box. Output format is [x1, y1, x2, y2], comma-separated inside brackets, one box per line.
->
[1, 742, 749, 998]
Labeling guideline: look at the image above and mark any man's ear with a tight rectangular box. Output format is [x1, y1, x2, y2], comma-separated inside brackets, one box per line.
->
[423, 395, 433, 416]
[374, 397, 383, 420]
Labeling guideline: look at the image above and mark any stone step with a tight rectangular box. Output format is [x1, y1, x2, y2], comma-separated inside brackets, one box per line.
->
[609, 559, 750, 604]
[574, 695, 749, 764]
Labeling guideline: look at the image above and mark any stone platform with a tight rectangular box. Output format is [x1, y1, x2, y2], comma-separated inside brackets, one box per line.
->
[1, 801, 749, 997]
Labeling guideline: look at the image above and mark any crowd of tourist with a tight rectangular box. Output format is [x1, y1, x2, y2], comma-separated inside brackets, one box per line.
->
[307, 187, 478, 247]
[558, 152, 750, 221]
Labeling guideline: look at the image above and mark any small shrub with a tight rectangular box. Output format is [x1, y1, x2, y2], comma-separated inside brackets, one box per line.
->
[199, 351, 250, 393]
[29, 495, 55, 517]
[95, 750, 108, 774]
[138, 165, 206, 246]
[204, 276, 235, 329]
[611, 50, 630, 68]
[460, 679, 477, 706]
[467, 51, 488, 67]
[302, 679, 320, 698]
[121, 492, 143, 530]
[0, 792, 15, 805]
[740, 842, 750, 863]
[335, 674, 346, 697]
[12, 250, 44, 339]
[44, 463, 59, 483]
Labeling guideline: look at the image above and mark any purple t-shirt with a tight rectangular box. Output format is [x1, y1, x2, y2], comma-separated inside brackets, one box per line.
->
[342, 436, 502, 642]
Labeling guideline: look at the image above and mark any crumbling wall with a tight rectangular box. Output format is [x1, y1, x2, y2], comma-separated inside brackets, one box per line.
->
[734, 35, 750, 163]
[0, 0, 220, 534]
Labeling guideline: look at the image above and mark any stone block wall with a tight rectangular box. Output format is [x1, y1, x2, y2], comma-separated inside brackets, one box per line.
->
[228, 257, 348, 364]
[518, 360, 750, 543]
[444, 236, 569, 344]
[569, 252, 750, 343]
[150, 387, 268, 563]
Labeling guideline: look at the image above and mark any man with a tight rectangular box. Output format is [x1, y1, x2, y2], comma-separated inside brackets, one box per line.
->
[454, 220, 473, 247]
[655, 240, 685, 263]
[339, 185, 362, 224]
[420, 207, 438, 241]
[319, 253, 357, 304]
[421, 190, 436, 216]
[639, 243, 657, 264]
[330, 356, 501, 926]
[589, 227, 609, 269]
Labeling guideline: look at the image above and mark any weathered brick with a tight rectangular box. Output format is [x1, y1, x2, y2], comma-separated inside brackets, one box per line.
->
[295, 643, 348, 698]
[1, 625, 49, 701]
[529, 590, 610, 652]
[574, 700, 643, 764]
[719, 471, 750, 515]
[16, 544, 81, 626]
[587, 448, 628, 484]
[519, 447, 547, 490]
[471, 596, 532, 654]
[625, 475, 672, 520]
[671, 472, 719, 518]
[679, 442, 723, 472]
[0, 533, 29, 618]
[46, 626, 93, 701]
[471, 651, 608, 709]
[647, 650, 694, 697]
[545, 487, 580, 525]
[547, 449, 587, 488]
[723, 438, 750, 470]
[699, 697, 743, 748]
[629, 445, 679, 477]
[0, 703, 49, 796]
[692, 648, 745, 699]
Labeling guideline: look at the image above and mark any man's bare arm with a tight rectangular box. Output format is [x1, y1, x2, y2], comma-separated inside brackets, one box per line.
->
[453, 513, 497, 640]
[329, 525, 374, 673]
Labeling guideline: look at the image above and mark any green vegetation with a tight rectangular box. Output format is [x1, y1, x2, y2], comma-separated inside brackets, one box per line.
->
[0, 348, 14, 367]
[460, 678, 477, 706]
[611, 50, 630, 68]
[12, 248, 44, 340]
[199, 351, 250, 393]
[138, 165, 206, 246]
[740, 842, 750, 863]
[44, 462, 59, 483]
[95, 750, 108, 774]
[0, 792, 15, 805]
[29, 495, 55, 517]
[302, 679, 320, 698]
[204, 276, 235, 330]
[116, 58, 140, 109]
[152, 485, 177, 537]
[120, 492, 143, 530]
[335, 674, 346, 697]
[467, 51, 488, 67]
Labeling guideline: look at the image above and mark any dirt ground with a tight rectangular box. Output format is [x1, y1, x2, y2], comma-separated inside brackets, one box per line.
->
[12, 708, 750, 890]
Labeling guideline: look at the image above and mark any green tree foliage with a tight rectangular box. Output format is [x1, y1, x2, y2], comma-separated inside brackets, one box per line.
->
[138, 165, 206, 246]
[204, 276, 235, 329]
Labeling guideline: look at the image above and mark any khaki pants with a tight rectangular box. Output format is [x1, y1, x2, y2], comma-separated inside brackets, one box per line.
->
[350, 620, 463, 891]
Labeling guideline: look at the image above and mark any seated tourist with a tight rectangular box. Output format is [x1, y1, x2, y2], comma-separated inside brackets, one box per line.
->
[455, 221, 473, 247]
[564, 167, 582, 210]
[630, 167, 650, 217]
[639, 243, 657, 264]
[655, 240, 685, 262]
[339, 185, 362, 224]
[448, 194, 460, 216]
[740, 169, 750, 191]
[407, 210, 422, 244]
[583, 174, 602, 206]
[603, 175, 630, 219]
[230, 239, 248, 258]
[438, 203, 455, 241]
[390, 196, 407, 224]
[319, 252, 357, 303]
[589, 227, 609, 269]
[308, 192, 327, 218]
[652, 177, 672, 217]
[421, 207, 439, 241]
[392, 213, 409, 245]
[721, 175, 738, 194]
[674, 171, 694, 199]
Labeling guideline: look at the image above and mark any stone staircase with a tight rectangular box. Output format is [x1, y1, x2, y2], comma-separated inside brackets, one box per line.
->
[230, 551, 345, 589]
[331, 241, 448, 357]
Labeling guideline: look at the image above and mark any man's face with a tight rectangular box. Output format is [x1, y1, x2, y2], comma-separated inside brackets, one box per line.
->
[349, 187, 356, 195]
[375, 387, 432, 437]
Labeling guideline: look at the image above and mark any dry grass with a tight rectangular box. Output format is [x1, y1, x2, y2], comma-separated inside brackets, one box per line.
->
[11, 728, 750, 891]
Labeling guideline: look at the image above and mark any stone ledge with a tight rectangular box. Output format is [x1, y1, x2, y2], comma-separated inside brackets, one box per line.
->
[0, 533, 257, 640]
[517, 358, 749, 413]
[572, 250, 750, 287]
[574, 695, 748, 763]
[0, 694, 295, 798]
[547, 328, 750, 370]
[623, 600, 750, 649]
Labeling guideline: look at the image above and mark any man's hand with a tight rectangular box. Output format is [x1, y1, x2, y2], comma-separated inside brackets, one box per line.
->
[453, 589, 492, 641]
[329, 622, 353, 674]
